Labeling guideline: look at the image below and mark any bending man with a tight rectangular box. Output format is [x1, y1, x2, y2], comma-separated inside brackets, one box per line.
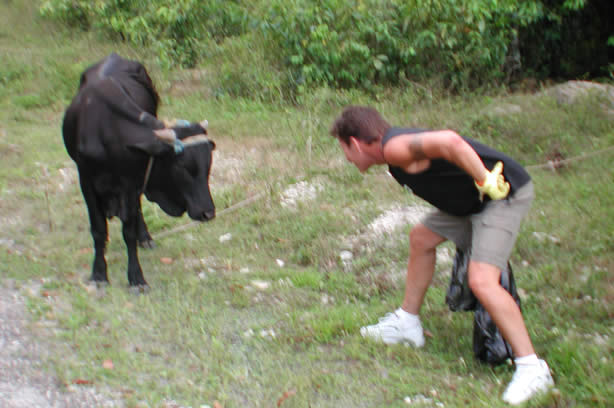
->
[330, 106, 553, 405]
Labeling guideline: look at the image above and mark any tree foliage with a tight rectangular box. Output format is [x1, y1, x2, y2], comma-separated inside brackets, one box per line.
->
[39, 0, 612, 96]
[40, 0, 251, 67]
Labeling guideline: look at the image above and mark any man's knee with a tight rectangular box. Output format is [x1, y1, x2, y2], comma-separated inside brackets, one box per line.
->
[468, 262, 501, 298]
[409, 224, 442, 252]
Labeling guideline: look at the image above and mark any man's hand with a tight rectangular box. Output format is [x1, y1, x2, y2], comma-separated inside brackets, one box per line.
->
[475, 161, 510, 201]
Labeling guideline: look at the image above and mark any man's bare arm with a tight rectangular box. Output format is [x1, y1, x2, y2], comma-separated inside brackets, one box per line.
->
[408, 134, 428, 161]
[384, 130, 488, 181]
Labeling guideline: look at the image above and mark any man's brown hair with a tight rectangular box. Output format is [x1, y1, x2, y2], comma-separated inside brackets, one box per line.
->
[330, 106, 390, 146]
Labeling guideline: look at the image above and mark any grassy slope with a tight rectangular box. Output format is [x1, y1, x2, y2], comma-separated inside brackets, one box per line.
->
[1, 1, 613, 407]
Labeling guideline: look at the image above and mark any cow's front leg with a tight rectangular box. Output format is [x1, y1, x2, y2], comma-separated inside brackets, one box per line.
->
[122, 214, 148, 290]
[91, 225, 108, 284]
[137, 200, 155, 249]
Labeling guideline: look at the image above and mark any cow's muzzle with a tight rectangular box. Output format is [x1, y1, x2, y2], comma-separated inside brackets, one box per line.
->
[193, 209, 215, 222]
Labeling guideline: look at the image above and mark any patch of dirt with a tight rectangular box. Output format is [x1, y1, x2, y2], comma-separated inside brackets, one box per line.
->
[542, 80, 614, 116]
[0, 279, 124, 408]
[209, 149, 247, 187]
[56, 164, 78, 193]
[340, 204, 454, 291]
[280, 179, 325, 209]
[344, 204, 433, 252]
[366, 204, 431, 237]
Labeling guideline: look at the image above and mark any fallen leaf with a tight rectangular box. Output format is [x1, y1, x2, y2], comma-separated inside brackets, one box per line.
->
[160, 257, 174, 264]
[72, 379, 93, 385]
[102, 359, 114, 369]
[277, 390, 297, 407]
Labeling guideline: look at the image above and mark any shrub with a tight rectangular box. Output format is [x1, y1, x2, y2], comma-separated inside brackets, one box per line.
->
[261, 0, 543, 92]
[39, 0, 253, 67]
[40, 0, 609, 94]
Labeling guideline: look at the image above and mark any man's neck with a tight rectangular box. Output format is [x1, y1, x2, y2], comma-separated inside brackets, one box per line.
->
[362, 139, 386, 165]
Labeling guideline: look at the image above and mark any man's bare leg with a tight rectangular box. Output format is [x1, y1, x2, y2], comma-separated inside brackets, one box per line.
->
[401, 224, 447, 314]
[468, 260, 535, 357]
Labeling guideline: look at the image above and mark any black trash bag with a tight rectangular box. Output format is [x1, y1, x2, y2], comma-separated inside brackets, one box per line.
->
[445, 248, 522, 365]
[445, 249, 477, 311]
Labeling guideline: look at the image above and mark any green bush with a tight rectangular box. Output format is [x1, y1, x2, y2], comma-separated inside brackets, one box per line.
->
[40, 0, 609, 94]
[39, 0, 253, 67]
[262, 0, 542, 92]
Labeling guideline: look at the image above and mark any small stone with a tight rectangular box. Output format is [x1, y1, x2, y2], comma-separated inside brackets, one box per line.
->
[251, 280, 270, 290]
[219, 233, 232, 243]
[339, 250, 353, 261]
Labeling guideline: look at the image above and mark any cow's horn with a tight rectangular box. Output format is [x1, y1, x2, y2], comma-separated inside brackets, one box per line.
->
[182, 134, 210, 146]
[154, 128, 177, 144]
[200, 119, 208, 130]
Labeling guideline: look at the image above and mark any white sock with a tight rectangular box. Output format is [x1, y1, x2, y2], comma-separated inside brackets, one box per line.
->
[514, 354, 539, 366]
[395, 308, 420, 323]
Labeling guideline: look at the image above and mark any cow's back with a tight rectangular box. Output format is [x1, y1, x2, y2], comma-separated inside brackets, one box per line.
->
[62, 53, 161, 164]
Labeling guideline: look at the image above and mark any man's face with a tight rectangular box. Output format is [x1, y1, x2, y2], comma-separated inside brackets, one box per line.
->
[339, 138, 371, 173]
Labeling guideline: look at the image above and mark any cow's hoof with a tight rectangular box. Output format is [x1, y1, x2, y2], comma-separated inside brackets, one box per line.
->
[84, 280, 108, 297]
[129, 284, 150, 295]
[138, 239, 156, 249]
[87, 276, 110, 286]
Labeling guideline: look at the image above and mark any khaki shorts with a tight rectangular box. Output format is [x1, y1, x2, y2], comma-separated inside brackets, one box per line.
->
[422, 182, 534, 270]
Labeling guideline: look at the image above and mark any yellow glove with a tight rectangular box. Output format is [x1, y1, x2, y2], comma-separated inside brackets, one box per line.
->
[475, 161, 510, 201]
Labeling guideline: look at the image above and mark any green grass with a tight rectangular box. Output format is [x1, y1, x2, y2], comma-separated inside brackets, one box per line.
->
[1, 1, 613, 407]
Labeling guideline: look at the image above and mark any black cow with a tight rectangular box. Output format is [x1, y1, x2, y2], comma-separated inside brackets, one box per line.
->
[63, 53, 216, 290]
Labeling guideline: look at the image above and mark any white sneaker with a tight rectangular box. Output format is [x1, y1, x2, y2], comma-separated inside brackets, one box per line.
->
[502, 359, 554, 405]
[360, 310, 425, 347]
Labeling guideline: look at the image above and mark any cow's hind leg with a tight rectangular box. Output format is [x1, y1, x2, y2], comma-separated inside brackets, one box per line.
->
[122, 210, 149, 291]
[79, 175, 110, 284]
[137, 201, 155, 249]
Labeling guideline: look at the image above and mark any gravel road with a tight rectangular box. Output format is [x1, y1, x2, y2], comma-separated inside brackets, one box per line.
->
[0, 280, 122, 408]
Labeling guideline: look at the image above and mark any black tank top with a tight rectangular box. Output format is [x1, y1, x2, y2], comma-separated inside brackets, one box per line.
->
[382, 127, 531, 216]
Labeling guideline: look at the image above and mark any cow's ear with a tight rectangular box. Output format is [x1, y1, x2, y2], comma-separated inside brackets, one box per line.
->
[126, 140, 172, 156]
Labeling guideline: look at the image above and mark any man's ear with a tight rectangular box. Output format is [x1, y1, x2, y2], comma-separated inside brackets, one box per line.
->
[126, 139, 172, 156]
[349, 136, 363, 153]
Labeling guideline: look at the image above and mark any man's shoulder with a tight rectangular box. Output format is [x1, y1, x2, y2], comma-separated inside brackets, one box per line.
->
[383, 127, 431, 145]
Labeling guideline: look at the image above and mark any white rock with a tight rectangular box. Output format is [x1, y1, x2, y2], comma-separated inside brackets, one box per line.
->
[532, 231, 560, 244]
[280, 180, 324, 208]
[251, 280, 270, 290]
[219, 233, 232, 242]
[339, 250, 353, 261]
[321, 294, 333, 305]
[259, 329, 276, 339]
